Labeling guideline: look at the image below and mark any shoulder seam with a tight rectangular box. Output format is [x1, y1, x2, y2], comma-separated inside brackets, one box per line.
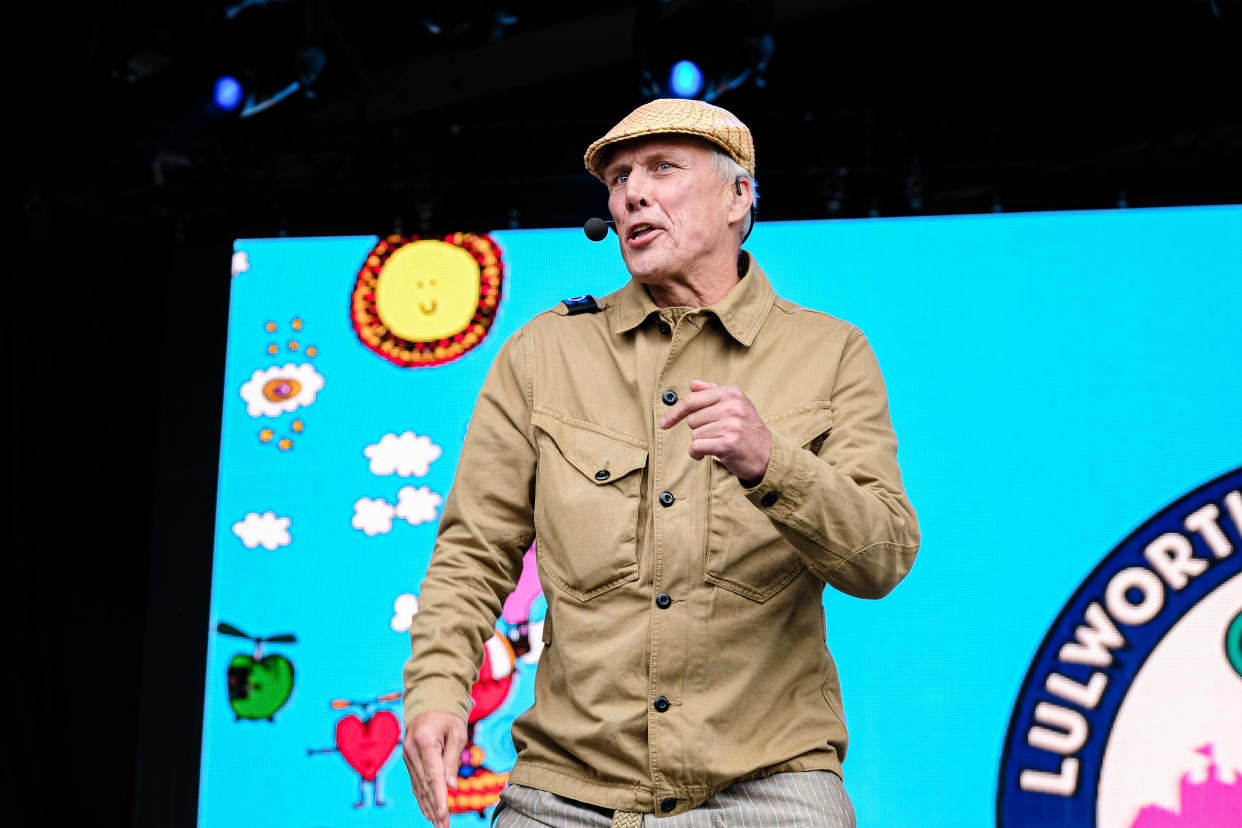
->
[771, 297, 859, 334]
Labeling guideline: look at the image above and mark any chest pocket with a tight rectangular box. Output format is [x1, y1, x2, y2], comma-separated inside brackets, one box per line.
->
[532, 411, 648, 601]
[706, 401, 833, 602]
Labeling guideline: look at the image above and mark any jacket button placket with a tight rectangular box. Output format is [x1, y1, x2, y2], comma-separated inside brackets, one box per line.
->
[648, 317, 700, 795]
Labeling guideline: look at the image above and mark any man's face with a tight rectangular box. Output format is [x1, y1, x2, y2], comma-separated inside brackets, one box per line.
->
[603, 135, 739, 287]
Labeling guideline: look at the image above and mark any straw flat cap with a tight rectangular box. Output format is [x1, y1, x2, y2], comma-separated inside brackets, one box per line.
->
[584, 98, 755, 181]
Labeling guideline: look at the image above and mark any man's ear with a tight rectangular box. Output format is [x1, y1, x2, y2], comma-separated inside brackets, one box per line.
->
[728, 176, 753, 225]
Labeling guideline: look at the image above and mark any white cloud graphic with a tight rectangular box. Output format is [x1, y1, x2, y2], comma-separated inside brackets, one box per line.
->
[395, 486, 442, 526]
[391, 593, 419, 632]
[364, 432, 442, 477]
[353, 488, 442, 536]
[239, 363, 325, 418]
[232, 511, 291, 550]
[352, 497, 396, 536]
[231, 250, 250, 276]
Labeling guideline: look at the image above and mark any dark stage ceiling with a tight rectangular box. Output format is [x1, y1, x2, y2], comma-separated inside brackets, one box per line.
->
[17, 0, 1242, 242]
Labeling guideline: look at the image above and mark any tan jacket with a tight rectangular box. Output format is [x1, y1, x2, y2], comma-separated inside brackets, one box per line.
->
[403, 254, 920, 816]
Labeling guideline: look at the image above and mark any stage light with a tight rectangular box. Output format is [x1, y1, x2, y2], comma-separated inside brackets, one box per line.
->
[637, 0, 773, 102]
[669, 60, 705, 98]
[210, 45, 327, 119]
[213, 75, 244, 111]
[213, 1, 328, 120]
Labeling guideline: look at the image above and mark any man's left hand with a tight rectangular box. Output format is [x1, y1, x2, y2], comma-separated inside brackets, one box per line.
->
[660, 380, 772, 483]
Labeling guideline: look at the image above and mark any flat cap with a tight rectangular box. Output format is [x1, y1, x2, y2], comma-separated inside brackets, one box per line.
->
[584, 98, 755, 181]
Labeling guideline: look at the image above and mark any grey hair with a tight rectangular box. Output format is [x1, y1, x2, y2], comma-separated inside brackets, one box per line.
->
[711, 149, 759, 241]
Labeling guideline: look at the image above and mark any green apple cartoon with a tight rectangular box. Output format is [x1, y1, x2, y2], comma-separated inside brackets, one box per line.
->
[217, 622, 297, 722]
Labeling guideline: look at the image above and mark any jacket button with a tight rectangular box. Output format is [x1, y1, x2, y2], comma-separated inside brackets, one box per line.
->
[760, 491, 780, 507]
[595, 469, 611, 481]
[658, 321, 672, 335]
[659, 491, 675, 507]
[653, 696, 670, 712]
[661, 798, 677, 813]
[662, 389, 678, 405]
[656, 592, 672, 609]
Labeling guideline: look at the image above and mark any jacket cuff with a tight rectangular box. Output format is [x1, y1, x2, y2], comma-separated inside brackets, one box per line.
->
[742, 430, 808, 516]
[402, 677, 474, 731]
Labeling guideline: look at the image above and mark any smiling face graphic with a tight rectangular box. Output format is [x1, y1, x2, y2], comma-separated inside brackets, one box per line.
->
[375, 240, 482, 342]
[352, 233, 503, 367]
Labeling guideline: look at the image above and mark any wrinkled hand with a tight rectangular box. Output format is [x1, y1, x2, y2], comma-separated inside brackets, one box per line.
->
[659, 380, 772, 482]
[402, 711, 468, 828]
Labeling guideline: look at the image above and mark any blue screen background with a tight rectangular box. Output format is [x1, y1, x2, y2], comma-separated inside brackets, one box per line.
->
[201, 205, 1242, 827]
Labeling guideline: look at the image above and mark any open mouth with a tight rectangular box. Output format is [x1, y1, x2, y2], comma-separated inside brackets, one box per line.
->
[629, 223, 659, 243]
[419, 300, 438, 315]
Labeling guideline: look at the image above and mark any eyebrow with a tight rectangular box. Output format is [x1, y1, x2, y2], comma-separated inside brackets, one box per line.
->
[604, 148, 690, 180]
[603, 159, 629, 180]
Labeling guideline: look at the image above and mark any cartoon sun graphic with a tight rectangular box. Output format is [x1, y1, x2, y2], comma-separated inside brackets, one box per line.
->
[351, 233, 503, 367]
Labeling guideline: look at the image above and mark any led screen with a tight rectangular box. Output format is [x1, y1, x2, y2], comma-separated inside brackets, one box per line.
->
[201, 205, 1242, 827]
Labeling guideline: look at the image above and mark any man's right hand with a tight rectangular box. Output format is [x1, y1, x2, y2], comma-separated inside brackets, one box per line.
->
[402, 710, 469, 828]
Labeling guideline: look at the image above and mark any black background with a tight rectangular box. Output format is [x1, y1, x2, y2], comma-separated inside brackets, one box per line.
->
[9, 1, 1240, 824]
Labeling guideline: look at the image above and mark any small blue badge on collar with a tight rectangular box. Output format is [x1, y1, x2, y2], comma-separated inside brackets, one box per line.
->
[562, 295, 602, 315]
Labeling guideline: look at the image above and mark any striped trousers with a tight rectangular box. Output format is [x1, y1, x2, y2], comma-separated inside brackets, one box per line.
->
[493, 771, 857, 827]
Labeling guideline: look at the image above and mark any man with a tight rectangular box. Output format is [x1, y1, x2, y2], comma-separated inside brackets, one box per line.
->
[403, 98, 920, 827]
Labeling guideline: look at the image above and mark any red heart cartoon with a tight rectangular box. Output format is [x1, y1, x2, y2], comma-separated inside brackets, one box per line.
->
[335, 711, 400, 781]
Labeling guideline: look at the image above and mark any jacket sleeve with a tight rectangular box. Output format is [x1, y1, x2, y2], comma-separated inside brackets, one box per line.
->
[401, 328, 537, 729]
[744, 329, 920, 599]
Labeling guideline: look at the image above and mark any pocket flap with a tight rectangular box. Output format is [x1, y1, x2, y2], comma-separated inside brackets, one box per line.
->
[532, 410, 648, 484]
[768, 400, 833, 449]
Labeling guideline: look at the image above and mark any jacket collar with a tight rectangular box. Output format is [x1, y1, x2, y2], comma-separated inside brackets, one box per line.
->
[611, 251, 774, 347]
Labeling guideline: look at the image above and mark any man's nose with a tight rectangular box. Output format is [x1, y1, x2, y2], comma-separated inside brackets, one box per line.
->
[624, 173, 650, 211]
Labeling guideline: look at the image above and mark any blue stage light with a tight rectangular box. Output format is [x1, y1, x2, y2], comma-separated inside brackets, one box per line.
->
[213, 76, 244, 111]
[668, 60, 704, 98]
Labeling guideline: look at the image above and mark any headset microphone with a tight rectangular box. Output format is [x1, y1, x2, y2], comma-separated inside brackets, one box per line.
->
[584, 218, 614, 242]
[586, 214, 754, 243]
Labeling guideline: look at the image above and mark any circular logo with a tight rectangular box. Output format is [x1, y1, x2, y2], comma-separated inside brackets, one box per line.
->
[998, 465, 1242, 827]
